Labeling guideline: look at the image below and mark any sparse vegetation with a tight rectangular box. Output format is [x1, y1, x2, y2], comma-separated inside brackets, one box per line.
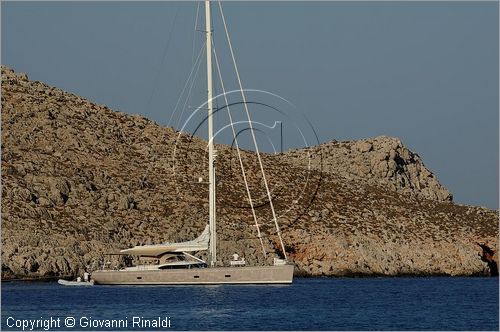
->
[1, 65, 498, 279]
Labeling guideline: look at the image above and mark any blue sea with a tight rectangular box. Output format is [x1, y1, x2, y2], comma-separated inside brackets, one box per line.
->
[1, 277, 498, 331]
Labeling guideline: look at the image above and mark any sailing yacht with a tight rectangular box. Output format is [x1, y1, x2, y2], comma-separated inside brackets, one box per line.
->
[91, 0, 294, 285]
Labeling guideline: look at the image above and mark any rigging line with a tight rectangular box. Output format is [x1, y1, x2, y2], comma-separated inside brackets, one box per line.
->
[167, 40, 206, 128]
[145, 6, 180, 116]
[211, 17, 219, 125]
[192, 1, 200, 66]
[217, 0, 287, 260]
[189, 1, 200, 110]
[213, 40, 267, 258]
[176, 42, 206, 130]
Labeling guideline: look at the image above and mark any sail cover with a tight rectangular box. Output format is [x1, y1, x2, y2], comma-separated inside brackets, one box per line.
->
[120, 225, 210, 256]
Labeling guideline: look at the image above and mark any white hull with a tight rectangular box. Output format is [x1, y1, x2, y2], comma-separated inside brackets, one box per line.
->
[91, 265, 293, 285]
[58, 279, 94, 286]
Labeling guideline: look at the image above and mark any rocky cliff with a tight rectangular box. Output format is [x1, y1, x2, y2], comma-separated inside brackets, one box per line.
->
[1, 66, 498, 279]
[284, 137, 453, 202]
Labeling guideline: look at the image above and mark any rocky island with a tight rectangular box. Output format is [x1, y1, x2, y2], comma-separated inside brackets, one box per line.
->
[1, 66, 498, 280]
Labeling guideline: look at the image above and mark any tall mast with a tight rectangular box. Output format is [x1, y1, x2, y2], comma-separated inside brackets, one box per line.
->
[205, 0, 216, 267]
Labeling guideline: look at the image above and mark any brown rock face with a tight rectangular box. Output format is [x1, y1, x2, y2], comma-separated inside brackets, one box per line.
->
[1, 65, 498, 279]
[285, 136, 453, 202]
[477, 243, 499, 276]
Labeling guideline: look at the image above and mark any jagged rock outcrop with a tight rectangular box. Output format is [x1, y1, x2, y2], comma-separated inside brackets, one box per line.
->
[1, 65, 498, 279]
[477, 243, 499, 276]
[284, 137, 453, 202]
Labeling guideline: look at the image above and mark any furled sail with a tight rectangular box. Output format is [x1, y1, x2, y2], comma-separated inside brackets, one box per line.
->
[120, 225, 210, 256]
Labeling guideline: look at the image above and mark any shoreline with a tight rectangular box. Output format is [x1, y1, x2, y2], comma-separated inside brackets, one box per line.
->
[2, 271, 495, 282]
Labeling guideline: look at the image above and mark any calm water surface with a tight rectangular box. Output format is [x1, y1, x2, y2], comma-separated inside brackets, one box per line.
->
[1, 277, 498, 330]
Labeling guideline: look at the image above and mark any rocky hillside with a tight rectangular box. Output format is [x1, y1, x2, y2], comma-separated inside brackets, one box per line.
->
[1, 66, 498, 279]
[284, 137, 453, 202]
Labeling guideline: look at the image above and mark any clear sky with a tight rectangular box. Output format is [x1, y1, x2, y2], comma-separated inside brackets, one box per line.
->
[2, 1, 498, 209]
